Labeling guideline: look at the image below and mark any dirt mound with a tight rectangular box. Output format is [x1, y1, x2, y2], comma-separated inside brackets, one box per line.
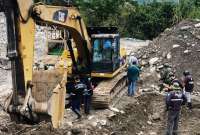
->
[107, 93, 165, 135]
[136, 20, 200, 93]
[106, 92, 200, 135]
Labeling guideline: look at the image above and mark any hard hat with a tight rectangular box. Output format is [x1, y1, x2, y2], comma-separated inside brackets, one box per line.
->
[183, 70, 190, 76]
[163, 63, 170, 67]
[172, 82, 181, 91]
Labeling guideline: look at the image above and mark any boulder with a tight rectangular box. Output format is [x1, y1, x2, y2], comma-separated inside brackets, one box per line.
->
[167, 52, 172, 59]
[172, 44, 180, 48]
[149, 57, 159, 66]
[194, 23, 200, 28]
[151, 113, 161, 121]
[180, 26, 191, 30]
[183, 50, 192, 54]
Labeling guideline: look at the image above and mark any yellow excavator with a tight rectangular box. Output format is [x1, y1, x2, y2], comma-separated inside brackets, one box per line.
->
[0, 0, 127, 128]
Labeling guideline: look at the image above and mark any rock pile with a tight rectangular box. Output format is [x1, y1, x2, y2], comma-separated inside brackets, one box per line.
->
[136, 20, 200, 93]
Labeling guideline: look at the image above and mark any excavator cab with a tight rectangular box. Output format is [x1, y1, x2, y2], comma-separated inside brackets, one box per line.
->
[87, 27, 121, 78]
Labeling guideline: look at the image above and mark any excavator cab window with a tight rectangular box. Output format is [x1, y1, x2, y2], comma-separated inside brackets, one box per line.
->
[92, 35, 120, 73]
[93, 39, 112, 62]
[47, 42, 64, 55]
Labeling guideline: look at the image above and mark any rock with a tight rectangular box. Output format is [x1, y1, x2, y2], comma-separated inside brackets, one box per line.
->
[91, 121, 98, 127]
[196, 50, 200, 52]
[172, 44, 180, 48]
[110, 132, 117, 135]
[137, 131, 144, 135]
[144, 109, 147, 112]
[162, 52, 167, 58]
[65, 121, 73, 127]
[149, 132, 157, 135]
[142, 54, 148, 59]
[147, 120, 152, 125]
[108, 112, 116, 119]
[142, 88, 153, 93]
[184, 50, 192, 54]
[150, 66, 156, 73]
[66, 131, 72, 135]
[180, 26, 191, 30]
[194, 23, 200, 28]
[99, 120, 107, 126]
[152, 113, 161, 121]
[120, 110, 125, 114]
[178, 35, 182, 38]
[150, 85, 159, 91]
[157, 65, 164, 70]
[149, 57, 159, 65]
[140, 60, 148, 66]
[184, 35, 188, 39]
[109, 107, 120, 113]
[166, 52, 171, 59]
[88, 115, 95, 120]
[197, 82, 200, 86]
[192, 44, 196, 47]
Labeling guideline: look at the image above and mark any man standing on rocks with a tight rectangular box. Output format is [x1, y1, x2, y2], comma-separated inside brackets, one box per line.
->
[159, 63, 173, 92]
[182, 70, 194, 110]
[71, 76, 86, 120]
[166, 82, 187, 135]
[127, 61, 140, 96]
[128, 53, 138, 66]
[82, 76, 93, 115]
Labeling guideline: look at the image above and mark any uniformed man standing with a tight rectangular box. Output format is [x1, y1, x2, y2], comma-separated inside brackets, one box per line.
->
[166, 82, 187, 135]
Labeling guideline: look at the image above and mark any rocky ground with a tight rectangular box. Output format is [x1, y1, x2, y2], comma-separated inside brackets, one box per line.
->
[1, 11, 200, 135]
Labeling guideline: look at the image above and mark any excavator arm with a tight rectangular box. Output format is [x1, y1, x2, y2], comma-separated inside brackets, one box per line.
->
[1, 0, 91, 128]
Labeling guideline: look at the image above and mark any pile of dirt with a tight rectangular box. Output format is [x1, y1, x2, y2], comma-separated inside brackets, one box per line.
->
[136, 20, 200, 94]
[107, 93, 165, 135]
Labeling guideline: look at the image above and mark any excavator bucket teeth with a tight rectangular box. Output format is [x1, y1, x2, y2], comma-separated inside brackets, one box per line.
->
[49, 81, 66, 128]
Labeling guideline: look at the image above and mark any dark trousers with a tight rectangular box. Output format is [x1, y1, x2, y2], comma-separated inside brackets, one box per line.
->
[166, 110, 180, 135]
[71, 98, 81, 118]
[83, 95, 91, 114]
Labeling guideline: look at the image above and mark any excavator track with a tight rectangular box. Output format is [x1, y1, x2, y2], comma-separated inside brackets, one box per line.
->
[92, 68, 127, 109]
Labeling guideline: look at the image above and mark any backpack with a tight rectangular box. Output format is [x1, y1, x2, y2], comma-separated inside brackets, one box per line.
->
[185, 75, 194, 92]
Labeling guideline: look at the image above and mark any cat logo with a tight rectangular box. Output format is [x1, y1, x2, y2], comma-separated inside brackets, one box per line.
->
[53, 10, 68, 23]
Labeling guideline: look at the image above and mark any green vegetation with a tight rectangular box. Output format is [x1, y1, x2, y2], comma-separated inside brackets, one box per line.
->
[75, 0, 200, 40]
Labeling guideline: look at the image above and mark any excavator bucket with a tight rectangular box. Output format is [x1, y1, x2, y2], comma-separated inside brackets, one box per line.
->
[32, 69, 67, 128]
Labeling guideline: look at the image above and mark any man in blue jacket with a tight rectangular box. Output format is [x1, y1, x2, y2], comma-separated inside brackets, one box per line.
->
[127, 61, 140, 96]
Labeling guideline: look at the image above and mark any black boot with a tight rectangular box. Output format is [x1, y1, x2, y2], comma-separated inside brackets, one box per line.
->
[187, 102, 192, 110]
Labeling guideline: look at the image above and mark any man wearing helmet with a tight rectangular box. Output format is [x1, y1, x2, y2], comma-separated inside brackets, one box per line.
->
[166, 82, 187, 135]
[183, 70, 194, 110]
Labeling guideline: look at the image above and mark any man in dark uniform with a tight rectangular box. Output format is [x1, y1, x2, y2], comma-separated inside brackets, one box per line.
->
[166, 82, 187, 135]
[82, 76, 93, 114]
[182, 70, 194, 110]
[70, 76, 86, 119]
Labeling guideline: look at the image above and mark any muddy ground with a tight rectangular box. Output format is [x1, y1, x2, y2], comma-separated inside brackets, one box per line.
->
[0, 67, 200, 135]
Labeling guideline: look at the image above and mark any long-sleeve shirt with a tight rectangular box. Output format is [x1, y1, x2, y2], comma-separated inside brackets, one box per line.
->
[127, 65, 140, 81]
[128, 55, 138, 66]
